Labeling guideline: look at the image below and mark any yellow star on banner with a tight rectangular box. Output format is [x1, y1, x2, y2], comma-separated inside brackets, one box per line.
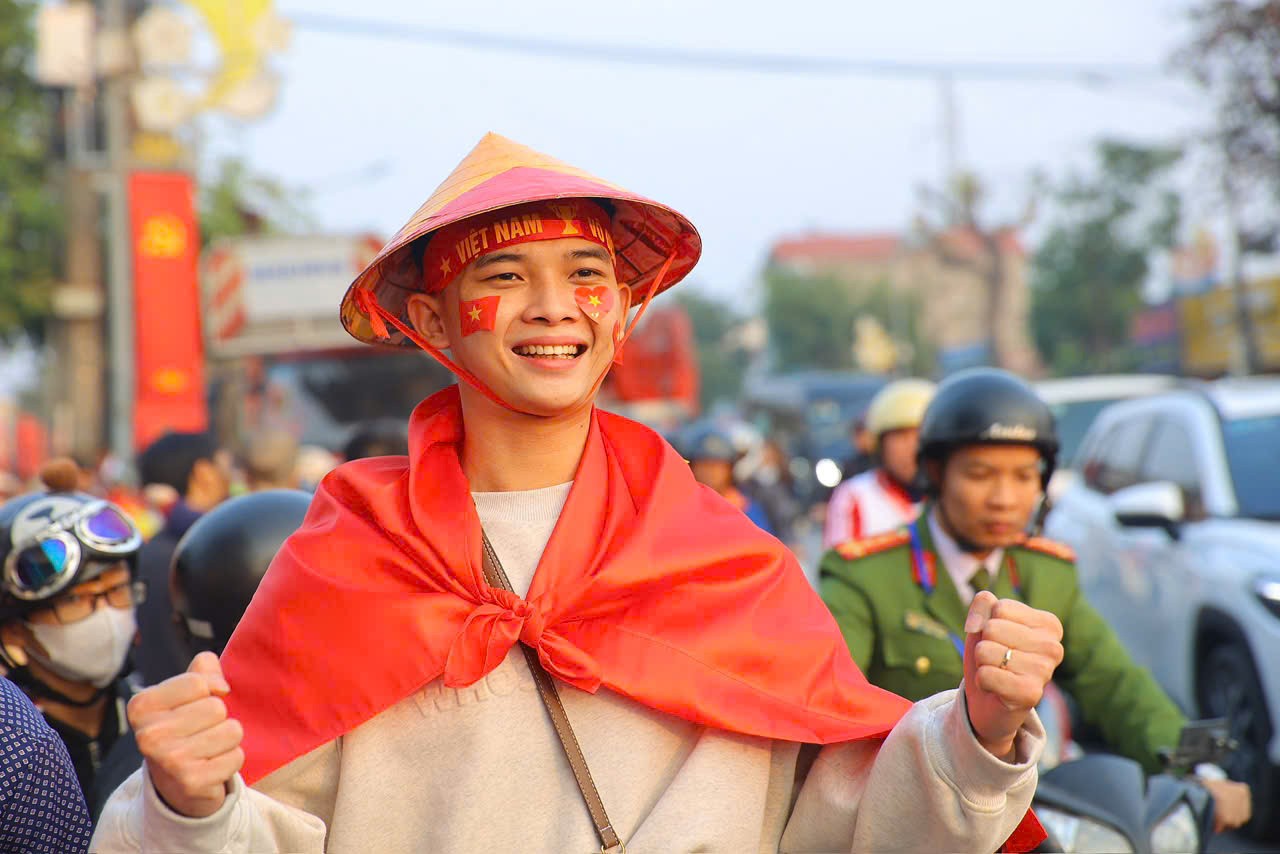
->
[440, 257, 452, 276]
[468, 306, 482, 322]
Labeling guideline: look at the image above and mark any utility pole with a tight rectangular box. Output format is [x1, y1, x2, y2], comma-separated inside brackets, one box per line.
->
[102, 0, 136, 461]
[51, 2, 107, 462]
[49, 0, 137, 463]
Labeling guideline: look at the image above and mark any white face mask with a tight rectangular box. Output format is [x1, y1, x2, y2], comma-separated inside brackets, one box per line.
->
[26, 606, 136, 689]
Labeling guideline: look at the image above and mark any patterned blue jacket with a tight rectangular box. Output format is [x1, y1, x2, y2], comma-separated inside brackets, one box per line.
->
[0, 676, 92, 853]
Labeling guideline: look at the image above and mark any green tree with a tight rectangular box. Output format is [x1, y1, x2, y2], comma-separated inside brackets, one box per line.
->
[1177, 0, 1280, 221]
[1175, 0, 1280, 373]
[1031, 141, 1182, 375]
[763, 268, 933, 374]
[0, 0, 58, 338]
[199, 156, 314, 246]
[763, 268, 859, 372]
[674, 289, 747, 410]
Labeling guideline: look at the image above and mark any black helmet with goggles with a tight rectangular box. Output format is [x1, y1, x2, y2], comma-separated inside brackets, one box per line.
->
[0, 491, 143, 623]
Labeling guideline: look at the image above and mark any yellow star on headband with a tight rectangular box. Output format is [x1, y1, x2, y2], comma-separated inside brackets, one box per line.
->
[440, 257, 452, 276]
[468, 306, 482, 322]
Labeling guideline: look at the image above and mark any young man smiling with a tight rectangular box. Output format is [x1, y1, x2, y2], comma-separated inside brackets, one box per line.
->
[94, 134, 1058, 852]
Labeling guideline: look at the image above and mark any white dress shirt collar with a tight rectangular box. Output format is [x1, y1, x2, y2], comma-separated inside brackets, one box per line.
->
[926, 508, 1004, 603]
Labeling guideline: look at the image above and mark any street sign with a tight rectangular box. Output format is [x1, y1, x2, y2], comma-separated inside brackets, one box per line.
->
[201, 234, 384, 358]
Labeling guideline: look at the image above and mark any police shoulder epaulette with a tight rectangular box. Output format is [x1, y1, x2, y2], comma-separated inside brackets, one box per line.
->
[1019, 536, 1076, 562]
[835, 530, 910, 560]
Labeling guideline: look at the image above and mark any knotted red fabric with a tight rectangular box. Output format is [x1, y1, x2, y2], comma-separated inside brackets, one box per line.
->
[219, 385, 1043, 850]
[221, 385, 907, 780]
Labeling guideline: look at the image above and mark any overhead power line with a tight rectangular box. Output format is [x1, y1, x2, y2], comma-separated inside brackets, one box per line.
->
[287, 12, 1168, 85]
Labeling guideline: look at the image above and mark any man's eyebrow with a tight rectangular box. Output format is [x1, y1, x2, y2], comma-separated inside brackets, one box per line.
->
[568, 247, 612, 263]
[474, 251, 525, 269]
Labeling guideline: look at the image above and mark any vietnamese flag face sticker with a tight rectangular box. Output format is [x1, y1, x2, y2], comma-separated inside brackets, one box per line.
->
[460, 296, 500, 336]
[574, 286, 616, 323]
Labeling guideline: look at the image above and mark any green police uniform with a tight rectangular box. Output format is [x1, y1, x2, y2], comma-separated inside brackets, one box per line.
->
[819, 511, 1186, 775]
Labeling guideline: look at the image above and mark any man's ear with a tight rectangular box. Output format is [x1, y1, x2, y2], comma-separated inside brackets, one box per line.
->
[406, 292, 453, 350]
[613, 284, 634, 343]
[924, 459, 943, 492]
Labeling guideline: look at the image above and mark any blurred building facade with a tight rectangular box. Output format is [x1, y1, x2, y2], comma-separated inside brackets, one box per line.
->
[767, 227, 1038, 377]
[1139, 232, 1280, 377]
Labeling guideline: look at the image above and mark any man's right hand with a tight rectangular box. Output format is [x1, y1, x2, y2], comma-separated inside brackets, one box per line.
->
[127, 651, 244, 818]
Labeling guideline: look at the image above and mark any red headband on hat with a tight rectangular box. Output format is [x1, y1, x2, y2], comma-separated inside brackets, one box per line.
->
[422, 200, 616, 293]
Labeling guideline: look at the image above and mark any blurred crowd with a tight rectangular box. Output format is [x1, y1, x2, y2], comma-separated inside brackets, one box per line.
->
[0, 420, 408, 829]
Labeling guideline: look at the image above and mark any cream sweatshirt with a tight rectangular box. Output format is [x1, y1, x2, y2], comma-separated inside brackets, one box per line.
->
[93, 482, 1043, 853]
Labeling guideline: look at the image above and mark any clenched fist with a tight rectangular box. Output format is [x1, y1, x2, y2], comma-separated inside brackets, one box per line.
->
[963, 591, 1064, 760]
[127, 651, 244, 818]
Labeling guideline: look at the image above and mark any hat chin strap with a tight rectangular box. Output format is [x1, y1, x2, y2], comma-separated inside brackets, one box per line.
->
[353, 249, 678, 418]
[353, 288, 520, 413]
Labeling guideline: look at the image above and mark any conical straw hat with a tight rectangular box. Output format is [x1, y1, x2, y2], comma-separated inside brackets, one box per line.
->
[340, 133, 702, 347]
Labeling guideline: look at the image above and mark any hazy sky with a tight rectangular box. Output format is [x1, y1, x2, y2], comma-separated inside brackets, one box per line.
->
[205, 0, 1209, 300]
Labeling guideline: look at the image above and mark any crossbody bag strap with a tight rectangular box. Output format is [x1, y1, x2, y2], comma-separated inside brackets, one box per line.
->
[479, 532, 624, 854]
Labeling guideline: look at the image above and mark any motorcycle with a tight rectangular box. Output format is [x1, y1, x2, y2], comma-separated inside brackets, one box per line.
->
[1033, 690, 1232, 854]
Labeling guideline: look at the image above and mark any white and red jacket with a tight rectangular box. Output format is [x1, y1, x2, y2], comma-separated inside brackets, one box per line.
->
[823, 468, 920, 549]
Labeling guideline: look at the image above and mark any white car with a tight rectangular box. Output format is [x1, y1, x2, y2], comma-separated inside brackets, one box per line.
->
[1034, 374, 1179, 502]
[1045, 378, 1280, 841]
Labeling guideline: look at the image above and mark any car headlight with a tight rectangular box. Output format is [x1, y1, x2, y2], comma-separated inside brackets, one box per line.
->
[1151, 802, 1199, 854]
[1036, 806, 1136, 853]
[1254, 575, 1280, 619]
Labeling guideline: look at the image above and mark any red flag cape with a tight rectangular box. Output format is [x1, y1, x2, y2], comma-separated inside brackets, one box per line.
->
[220, 386, 1043, 850]
[222, 386, 908, 780]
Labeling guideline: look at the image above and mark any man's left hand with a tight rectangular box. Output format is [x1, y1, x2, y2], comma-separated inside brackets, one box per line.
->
[963, 591, 1065, 760]
[1199, 777, 1252, 833]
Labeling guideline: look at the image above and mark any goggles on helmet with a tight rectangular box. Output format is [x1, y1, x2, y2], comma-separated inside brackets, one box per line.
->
[3, 501, 142, 602]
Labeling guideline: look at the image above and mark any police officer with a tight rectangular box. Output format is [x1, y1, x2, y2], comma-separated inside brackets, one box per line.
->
[823, 378, 935, 549]
[170, 489, 311, 658]
[819, 367, 1252, 833]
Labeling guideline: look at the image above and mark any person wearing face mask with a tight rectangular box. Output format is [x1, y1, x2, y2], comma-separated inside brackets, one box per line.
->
[0, 459, 146, 820]
[743, 438, 805, 543]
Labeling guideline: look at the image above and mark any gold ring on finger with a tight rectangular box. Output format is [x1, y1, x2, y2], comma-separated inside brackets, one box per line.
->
[999, 647, 1014, 669]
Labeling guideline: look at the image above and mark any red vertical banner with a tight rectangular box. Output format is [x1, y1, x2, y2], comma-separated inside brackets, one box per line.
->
[127, 172, 208, 450]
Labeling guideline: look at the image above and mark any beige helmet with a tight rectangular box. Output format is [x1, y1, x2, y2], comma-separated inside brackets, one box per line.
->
[864, 378, 936, 451]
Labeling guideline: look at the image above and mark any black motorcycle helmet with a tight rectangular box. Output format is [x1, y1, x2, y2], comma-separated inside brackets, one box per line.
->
[170, 489, 311, 657]
[0, 464, 143, 626]
[917, 367, 1059, 495]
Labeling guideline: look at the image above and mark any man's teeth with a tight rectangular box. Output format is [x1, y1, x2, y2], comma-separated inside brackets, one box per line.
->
[514, 344, 580, 358]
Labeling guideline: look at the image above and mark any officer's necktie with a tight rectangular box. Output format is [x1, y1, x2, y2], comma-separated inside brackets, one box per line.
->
[970, 568, 992, 592]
